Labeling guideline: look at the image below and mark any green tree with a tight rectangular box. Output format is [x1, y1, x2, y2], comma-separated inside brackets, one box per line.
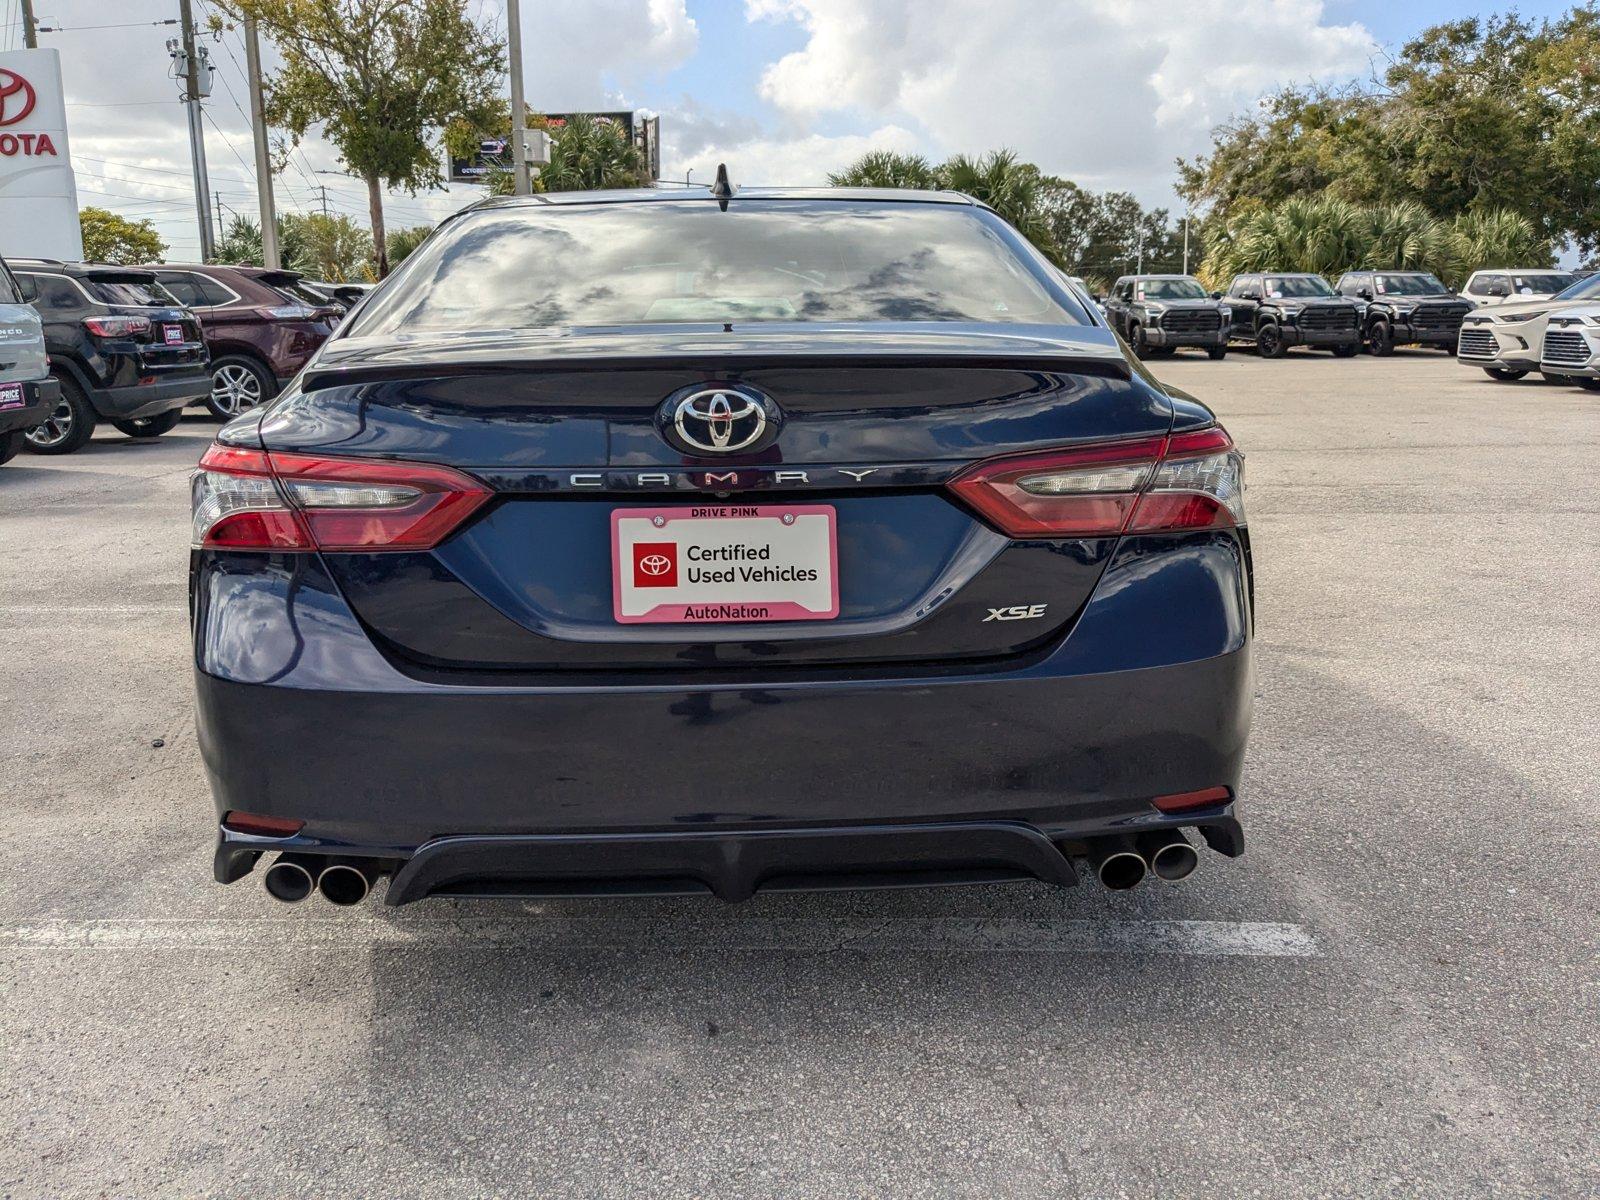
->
[207, 212, 378, 280]
[221, 0, 503, 277]
[827, 151, 942, 190]
[535, 115, 647, 192]
[1448, 210, 1552, 282]
[79, 206, 166, 265]
[385, 223, 435, 264]
[1181, 8, 1600, 255]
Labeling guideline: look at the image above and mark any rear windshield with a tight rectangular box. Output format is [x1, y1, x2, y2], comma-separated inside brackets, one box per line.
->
[1136, 279, 1207, 300]
[261, 274, 333, 308]
[1265, 276, 1335, 298]
[1512, 273, 1578, 295]
[349, 200, 1087, 335]
[1375, 273, 1448, 295]
[86, 275, 179, 307]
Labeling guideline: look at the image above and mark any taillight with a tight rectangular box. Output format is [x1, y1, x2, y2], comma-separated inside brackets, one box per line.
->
[948, 426, 1245, 538]
[190, 444, 490, 551]
[82, 315, 151, 338]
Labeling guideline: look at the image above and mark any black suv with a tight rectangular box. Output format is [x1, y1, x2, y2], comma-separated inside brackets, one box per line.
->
[1334, 270, 1473, 355]
[1224, 273, 1363, 357]
[11, 259, 210, 454]
[1102, 274, 1231, 359]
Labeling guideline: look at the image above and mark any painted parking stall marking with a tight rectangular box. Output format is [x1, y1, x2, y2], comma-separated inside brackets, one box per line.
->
[611, 503, 840, 623]
[0, 917, 1320, 958]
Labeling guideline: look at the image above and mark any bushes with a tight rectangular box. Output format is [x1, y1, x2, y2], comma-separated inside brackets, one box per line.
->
[1200, 199, 1553, 289]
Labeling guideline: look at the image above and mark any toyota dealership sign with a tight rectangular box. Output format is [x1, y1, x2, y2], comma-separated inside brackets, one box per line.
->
[0, 49, 82, 260]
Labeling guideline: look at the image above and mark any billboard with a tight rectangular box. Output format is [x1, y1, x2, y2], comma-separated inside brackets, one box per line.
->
[0, 49, 82, 260]
[446, 111, 659, 184]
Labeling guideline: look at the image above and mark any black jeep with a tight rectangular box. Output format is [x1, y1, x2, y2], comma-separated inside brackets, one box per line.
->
[1101, 274, 1231, 359]
[1334, 270, 1473, 355]
[11, 259, 210, 454]
[1224, 273, 1363, 358]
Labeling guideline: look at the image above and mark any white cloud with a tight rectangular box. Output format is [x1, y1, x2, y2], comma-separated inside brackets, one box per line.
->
[746, 0, 1377, 204]
[525, 0, 699, 109]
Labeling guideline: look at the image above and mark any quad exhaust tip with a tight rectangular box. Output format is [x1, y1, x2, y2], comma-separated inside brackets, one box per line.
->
[262, 854, 318, 904]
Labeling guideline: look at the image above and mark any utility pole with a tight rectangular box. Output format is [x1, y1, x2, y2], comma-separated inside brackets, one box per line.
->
[243, 16, 279, 269]
[20, 0, 37, 48]
[172, 0, 215, 260]
[1182, 207, 1191, 276]
[506, 0, 530, 195]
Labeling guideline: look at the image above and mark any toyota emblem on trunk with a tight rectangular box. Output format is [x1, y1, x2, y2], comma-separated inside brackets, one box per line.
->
[669, 387, 772, 454]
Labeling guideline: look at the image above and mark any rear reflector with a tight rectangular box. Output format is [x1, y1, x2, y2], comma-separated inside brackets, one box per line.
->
[1152, 786, 1232, 813]
[191, 444, 491, 552]
[222, 811, 305, 837]
[948, 426, 1244, 538]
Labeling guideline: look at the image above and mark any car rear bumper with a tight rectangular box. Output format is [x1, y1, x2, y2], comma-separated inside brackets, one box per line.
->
[196, 529, 1255, 901]
[0, 377, 57, 436]
[91, 372, 212, 420]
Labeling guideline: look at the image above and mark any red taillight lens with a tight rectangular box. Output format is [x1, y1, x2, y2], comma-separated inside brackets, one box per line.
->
[82, 315, 151, 338]
[948, 426, 1244, 538]
[222, 811, 305, 837]
[191, 443, 490, 552]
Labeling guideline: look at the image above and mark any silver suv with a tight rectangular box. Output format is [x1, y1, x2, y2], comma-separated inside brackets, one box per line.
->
[0, 256, 56, 468]
[1457, 273, 1600, 381]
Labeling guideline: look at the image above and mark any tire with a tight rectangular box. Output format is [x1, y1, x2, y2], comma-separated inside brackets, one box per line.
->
[1368, 320, 1395, 356]
[1484, 368, 1529, 381]
[1256, 324, 1287, 358]
[205, 355, 276, 420]
[25, 372, 96, 455]
[112, 409, 184, 438]
[0, 428, 22, 465]
[1331, 343, 1360, 358]
[1207, 345, 1227, 361]
[1128, 323, 1150, 358]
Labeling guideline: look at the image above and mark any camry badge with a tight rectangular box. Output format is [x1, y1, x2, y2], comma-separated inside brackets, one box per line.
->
[666, 386, 775, 455]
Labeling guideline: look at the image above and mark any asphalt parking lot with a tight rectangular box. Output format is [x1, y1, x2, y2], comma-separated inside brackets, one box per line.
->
[2, 352, 1597, 1199]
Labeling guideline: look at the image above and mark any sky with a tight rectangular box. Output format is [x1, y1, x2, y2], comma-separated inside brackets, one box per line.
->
[2, 0, 1581, 262]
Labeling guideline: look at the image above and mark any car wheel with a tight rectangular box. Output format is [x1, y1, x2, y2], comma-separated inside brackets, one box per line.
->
[1129, 324, 1149, 358]
[0, 429, 22, 465]
[1368, 320, 1395, 356]
[1256, 324, 1287, 358]
[206, 356, 276, 420]
[1484, 368, 1529, 381]
[26, 373, 96, 455]
[1331, 343, 1360, 358]
[1207, 345, 1227, 361]
[112, 409, 184, 439]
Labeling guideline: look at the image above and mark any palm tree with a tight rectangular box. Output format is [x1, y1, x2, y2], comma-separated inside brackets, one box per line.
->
[1364, 202, 1449, 273]
[939, 150, 1057, 257]
[535, 115, 648, 192]
[1448, 210, 1551, 285]
[827, 151, 942, 190]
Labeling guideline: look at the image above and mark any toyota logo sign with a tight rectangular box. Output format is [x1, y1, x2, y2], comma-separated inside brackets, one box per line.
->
[639, 554, 672, 575]
[665, 386, 776, 455]
[0, 69, 35, 127]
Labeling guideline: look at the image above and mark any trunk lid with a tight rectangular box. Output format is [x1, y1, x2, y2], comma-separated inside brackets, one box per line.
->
[259, 325, 1175, 673]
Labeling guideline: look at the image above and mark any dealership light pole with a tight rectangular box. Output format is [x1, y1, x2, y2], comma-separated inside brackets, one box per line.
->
[20, 0, 37, 48]
[172, 0, 216, 260]
[243, 15, 279, 269]
[507, 0, 530, 195]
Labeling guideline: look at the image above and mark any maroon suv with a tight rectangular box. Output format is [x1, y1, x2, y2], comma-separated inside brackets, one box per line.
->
[152, 265, 341, 419]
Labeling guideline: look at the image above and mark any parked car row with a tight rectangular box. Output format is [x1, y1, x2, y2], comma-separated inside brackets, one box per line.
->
[0, 255, 354, 465]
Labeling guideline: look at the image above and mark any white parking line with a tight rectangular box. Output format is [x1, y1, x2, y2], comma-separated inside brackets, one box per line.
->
[0, 917, 1318, 957]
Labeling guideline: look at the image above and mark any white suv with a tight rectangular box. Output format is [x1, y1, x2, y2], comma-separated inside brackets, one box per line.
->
[1462, 269, 1582, 307]
[1457, 273, 1600, 381]
[1539, 305, 1600, 391]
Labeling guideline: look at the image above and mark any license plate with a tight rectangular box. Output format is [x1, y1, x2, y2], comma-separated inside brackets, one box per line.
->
[0, 382, 21, 410]
[612, 504, 839, 624]
[163, 325, 184, 345]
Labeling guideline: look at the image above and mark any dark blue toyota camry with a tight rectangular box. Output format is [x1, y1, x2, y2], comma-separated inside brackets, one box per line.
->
[192, 187, 1252, 907]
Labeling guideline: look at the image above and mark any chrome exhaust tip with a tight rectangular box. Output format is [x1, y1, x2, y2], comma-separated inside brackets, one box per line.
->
[1137, 830, 1200, 882]
[1090, 839, 1147, 891]
[317, 859, 378, 907]
[262, 854, 318, 904]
